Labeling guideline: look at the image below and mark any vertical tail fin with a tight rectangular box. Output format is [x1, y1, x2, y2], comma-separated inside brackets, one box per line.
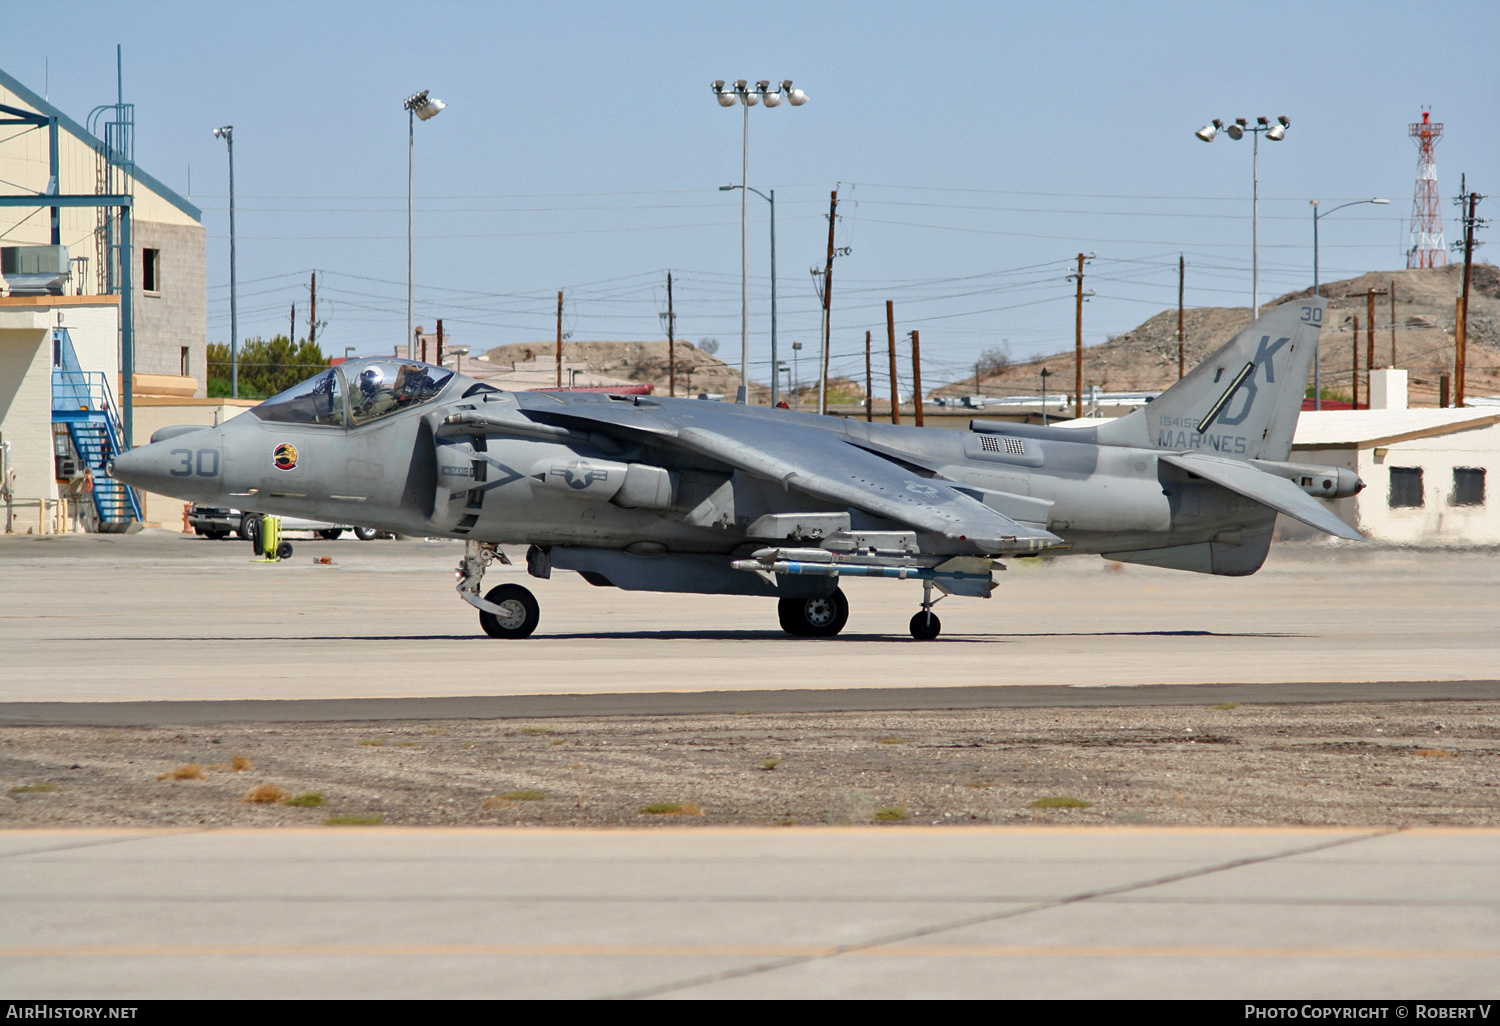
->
[1094, 298, 1327, 461]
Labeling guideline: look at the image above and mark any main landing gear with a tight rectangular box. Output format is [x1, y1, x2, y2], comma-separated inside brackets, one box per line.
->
[777, 588, 849, 637]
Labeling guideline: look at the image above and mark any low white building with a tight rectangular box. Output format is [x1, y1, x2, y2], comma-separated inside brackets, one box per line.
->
[1289, 374, 1499, 544]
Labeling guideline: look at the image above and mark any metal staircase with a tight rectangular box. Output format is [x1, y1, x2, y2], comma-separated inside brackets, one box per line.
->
[51, 327, 140, 528]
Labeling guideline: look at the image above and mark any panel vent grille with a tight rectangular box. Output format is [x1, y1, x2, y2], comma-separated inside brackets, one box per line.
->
[979, 434, 1026, 455]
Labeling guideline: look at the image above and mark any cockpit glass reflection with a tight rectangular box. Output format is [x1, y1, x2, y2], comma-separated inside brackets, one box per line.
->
[348, 360, 454, 426]
[250, 369, 345, 426]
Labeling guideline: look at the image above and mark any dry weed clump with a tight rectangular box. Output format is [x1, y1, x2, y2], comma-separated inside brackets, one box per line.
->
[638, 802, 703, 817]
[206, 755, 256, 772]
[241, 784, 290, 803]
[157, 764, 206, 781]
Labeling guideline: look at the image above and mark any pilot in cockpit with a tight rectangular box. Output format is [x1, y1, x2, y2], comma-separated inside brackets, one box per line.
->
[353, 367, 398, 421]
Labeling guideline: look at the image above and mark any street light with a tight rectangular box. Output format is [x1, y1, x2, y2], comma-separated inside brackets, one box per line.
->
[711, 79, 807, 403]
[1309, 196, 1390, 409]
[212, 125, 237, 398]
[791, 340, 803, 408]
[1196, 115, 1291, 316]
[404, 89, 446, 358]
[721, 183, 779, 405]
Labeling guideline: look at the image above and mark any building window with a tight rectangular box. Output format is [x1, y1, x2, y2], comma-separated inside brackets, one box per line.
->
[181, 347, 191, 378]
[1388, 466, 1424, 508]
[142, 248, 160, 292]
[1452, 467, 1486, 507]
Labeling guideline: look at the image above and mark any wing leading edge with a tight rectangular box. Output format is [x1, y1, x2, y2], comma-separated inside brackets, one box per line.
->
[519, 400, 1061, 553]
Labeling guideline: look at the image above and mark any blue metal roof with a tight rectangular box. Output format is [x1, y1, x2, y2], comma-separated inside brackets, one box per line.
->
[0, 65, 202, 223]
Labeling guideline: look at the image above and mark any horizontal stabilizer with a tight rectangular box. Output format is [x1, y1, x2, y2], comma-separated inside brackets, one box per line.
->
[1159, 452, 1362, 541]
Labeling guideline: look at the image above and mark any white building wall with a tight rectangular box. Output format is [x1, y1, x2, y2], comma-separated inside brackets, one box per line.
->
[0, 308, 60, 526]
[1357, 424, 1500, 544]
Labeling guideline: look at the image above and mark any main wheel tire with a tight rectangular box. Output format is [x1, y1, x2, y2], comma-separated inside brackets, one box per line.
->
[353, 527, 378, 541]
[276, 541, 294, 560]
[318, 528, 343, 540]
[777, 589, 849, 638]
[479, 584, 541, 639]
[909, 610, 942, 641]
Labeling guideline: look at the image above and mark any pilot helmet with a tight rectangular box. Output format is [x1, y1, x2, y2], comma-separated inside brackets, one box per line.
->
[359, 367, 385, 392]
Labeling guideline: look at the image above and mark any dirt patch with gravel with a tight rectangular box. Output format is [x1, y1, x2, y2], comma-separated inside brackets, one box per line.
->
[3, 701, 1497, 829]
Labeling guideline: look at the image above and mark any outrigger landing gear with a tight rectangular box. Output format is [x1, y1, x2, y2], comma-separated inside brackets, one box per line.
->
[455, 541, 537, 638]
[909, 579, 943, 640]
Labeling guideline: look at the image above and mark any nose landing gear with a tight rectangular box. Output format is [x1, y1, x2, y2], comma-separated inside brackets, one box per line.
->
[455, 541, 537, 638]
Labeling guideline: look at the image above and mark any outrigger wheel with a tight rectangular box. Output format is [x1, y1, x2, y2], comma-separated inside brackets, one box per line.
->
[777, 588, 849, 638]
[478, 583, 541, 639]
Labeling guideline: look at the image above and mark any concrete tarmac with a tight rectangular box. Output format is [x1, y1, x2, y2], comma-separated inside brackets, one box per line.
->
[2, 826, 1496, 999]
[3, 532, 1498, 706]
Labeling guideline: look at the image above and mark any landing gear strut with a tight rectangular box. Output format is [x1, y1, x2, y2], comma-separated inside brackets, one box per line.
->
[909, 579, 943, 640]
[455, 542, 536, 638]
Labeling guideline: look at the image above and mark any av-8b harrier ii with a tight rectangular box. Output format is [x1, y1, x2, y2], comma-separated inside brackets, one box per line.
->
[113, 298, 1361, 640]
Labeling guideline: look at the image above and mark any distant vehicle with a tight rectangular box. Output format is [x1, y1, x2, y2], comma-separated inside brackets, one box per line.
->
[187, 505, 386, 542]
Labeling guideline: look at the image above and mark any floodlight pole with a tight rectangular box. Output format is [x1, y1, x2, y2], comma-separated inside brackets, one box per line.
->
[408, 105, 414, 358]
[214, 126, 237, 398]
[712, 79, 806, 403]
[1197, 117, 1290, 318]
[404, 90, 445, 358]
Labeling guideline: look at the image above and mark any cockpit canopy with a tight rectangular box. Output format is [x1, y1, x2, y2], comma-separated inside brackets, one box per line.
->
[250, 359, 454, 427]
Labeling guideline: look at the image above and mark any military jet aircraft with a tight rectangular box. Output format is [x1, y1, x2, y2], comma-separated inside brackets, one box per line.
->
[112, 297, 1361, 640]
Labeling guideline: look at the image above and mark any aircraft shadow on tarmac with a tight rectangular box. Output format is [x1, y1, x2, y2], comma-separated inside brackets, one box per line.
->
[75, 629, 1302, 643]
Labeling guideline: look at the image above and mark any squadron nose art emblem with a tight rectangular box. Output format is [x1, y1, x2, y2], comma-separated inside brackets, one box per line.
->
[273, 442, 299, 471]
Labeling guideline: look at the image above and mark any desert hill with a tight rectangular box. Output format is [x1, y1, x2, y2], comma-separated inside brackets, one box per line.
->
[934, 264, 1500, 408]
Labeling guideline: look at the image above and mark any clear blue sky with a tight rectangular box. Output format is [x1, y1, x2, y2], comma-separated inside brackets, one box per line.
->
[4, 0, 1495, 392]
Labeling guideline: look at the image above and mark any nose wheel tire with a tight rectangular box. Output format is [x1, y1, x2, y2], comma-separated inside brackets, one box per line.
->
[479, 584, 541, 639]
[909, 611, 942, 641]
[777, 588, 849, 638]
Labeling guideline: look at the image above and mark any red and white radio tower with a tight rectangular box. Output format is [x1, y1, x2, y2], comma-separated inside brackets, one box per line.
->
[1407, 110, 1447, 268]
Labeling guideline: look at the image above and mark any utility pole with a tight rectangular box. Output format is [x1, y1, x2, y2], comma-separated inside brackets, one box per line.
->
[1350, 315, 1360, 410]
[666, 273, 676, 398]
[555, 290, 564, 389]
[1365, 288, 1387, 373]
[910, 330, 924, 427]
[1454, 181, 1486, 407]
[818, 189, 838, 415]
[1067, 253, 1092, 418]
[1178, 255, 1186, 379]
[864, 330, 872, 423]
[290, 303, 295, 348]
[1455, 296, 1465, 406]
[1389, 283, 1398, 367]
[308, 271, 318, 348]
[886, 300, 899, 425]
[436, 319, 444, 370]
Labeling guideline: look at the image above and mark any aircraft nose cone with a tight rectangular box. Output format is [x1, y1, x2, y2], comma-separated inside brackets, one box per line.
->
[109, 430, 224, 501]
[106, 445, 153, 488]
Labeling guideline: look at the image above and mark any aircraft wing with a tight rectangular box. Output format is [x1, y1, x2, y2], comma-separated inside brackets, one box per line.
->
[518, 399, 1061, 553]
[1158, 451, 1364, 540]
